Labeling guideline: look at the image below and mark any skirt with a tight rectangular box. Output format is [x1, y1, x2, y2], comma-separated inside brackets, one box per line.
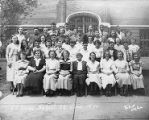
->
[86, 74, 102, 89]
[101, 73, 116, 89]
[43, 73, 58, 92]
[14, 74, 28, 87]
[57, 74, 72, 90]
[130, 74, 144, 89]
[24, 72, 44, 91]
[6, 64, 15, 82]
[116, 73, 131, 87]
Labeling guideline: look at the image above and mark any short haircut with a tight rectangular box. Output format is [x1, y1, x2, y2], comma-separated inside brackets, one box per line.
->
[89, 52, 96, 60]
[76, 53, 83, 57]
[103, 50, 111, 59]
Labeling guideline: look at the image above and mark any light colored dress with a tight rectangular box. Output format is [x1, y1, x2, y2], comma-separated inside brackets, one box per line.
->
[100, 59, 116, 89]
[14, 60, 29, 86]
[86, 60, 102, 89]
[57, 59, 72, 90]
[129, 60, 144, 89]
[6, 43, 20, 82]
[43, 59, 59, 92]
[114, 59, 131, 87]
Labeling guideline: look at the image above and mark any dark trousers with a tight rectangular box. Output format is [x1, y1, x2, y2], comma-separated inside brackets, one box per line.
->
[73, 73, 86, 96]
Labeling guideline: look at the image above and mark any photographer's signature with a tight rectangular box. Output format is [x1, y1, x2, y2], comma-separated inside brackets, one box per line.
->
[124, 104, 143, 111]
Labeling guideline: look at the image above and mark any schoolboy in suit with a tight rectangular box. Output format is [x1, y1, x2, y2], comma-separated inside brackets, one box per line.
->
[72, 53, 87, 97]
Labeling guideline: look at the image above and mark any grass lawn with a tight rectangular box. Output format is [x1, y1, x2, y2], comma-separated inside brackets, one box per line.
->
[0, 60, 10, 99]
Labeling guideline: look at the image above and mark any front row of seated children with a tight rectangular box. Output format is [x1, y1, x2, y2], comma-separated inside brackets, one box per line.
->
[13, 49, 145, 97]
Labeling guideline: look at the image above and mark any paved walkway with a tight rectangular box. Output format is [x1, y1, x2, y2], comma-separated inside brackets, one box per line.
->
[0, 95, 149, 120]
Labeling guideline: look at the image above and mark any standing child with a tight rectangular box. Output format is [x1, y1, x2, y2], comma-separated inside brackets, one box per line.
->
[72, 53, 87, 97]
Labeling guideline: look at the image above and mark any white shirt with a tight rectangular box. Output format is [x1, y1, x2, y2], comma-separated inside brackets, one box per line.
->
[87, 43, 95, 53]
[75, 42, 83, 52]
[16, 34, 25, 46]
[80, 49, 90, 62]
[114, 44, 124, 51]
[87, 60, 99, 72]
[77, 60, 83, 70]
[40, 43, 46, 51]
[62, 43, 71, 51]
[69, 45, 79, 61]
[34, 58, 41, 66]
[93, 47, 103, 58]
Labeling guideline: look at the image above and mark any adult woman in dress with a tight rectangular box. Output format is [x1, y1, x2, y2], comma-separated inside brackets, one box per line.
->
[24, 49, 46, 94]
[86, 52, 102, 95]
[100, 50, 116, 96]
[43, 50, 59, 96]
[6, 35, 20, 92]
[129, 53, 145, 95]
[14, 52, 29, 97]
[57, 50, 72, 96]
[114, 51, 131, 96]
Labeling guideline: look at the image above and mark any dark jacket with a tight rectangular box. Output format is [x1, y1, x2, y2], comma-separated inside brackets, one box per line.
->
[72, 61, 87, 75]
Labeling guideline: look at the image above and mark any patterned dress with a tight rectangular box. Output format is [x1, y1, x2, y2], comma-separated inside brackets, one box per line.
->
[6, 43, 20, 82]
[114, 59, 131, 87]
[129, 60, 144, 89]
[57, 59, 72, 90]
[14, 60, 29, 86]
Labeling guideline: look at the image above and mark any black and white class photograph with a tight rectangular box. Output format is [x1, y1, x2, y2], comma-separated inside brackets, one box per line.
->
[0, 0, 149, 120]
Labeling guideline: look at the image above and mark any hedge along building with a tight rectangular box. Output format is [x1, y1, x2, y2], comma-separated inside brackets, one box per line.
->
[5, 0, 149, 69]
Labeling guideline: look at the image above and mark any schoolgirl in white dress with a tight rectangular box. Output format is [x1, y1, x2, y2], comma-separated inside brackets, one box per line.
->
[114, 51, 131, 96]
[86, 52, 102, 95]
[100, 50, 116, 96]
[43, 50, 59, 96]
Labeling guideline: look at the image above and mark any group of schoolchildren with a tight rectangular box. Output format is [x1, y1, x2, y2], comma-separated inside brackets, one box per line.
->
[5, 23, 145, 97]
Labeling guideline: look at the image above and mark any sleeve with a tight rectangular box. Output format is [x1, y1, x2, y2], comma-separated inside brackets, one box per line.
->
[42, 59, 46, 66]
[28, 59, 33, 67]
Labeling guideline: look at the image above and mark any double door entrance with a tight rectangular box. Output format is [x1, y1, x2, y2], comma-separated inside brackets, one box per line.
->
[68, 14, 99, 33]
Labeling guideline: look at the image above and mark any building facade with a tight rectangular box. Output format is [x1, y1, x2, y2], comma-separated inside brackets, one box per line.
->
[4, 0, 149, 68]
